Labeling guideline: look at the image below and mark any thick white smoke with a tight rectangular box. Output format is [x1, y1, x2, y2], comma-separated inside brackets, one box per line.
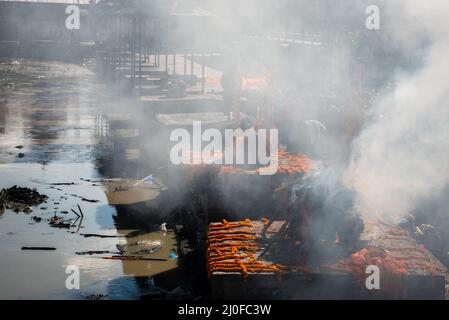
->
[345, 1, 449, 221]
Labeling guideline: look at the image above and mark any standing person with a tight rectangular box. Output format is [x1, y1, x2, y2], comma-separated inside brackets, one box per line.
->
[221, 62, 242, 128]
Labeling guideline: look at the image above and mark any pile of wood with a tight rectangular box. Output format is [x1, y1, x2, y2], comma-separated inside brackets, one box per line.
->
[322, 247, 407, 276]
[217, 150, 313, 175]
[273, 149, 314, 175]
[322, 219, 449, 278]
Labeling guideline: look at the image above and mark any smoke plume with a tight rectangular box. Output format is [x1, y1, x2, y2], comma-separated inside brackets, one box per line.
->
[345, 0, 449, 221]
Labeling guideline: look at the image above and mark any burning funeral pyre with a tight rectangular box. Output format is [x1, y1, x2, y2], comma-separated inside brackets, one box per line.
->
[207, 219, 284, 279]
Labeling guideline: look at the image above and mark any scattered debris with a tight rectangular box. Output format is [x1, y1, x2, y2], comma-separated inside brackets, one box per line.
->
[76, 250, 114, 255]
[169, 251, 178, 260]
[80, 178, 108, 183]
[49, 215, 72, 228]
[22, 247, 56, 251]
[80, 197, 100, 203]
[23, 206, 33, 213]
[0, 186, 48, 212]
[69, 193, 100, 203]
[49, 182, 76, 186]
[81, 233, 125, 238]
[31, 179, 78, 187]
[76, 204, 84, 218]
[0, 186, 48, 206]
[68, 205, 84, 232]
[102, 256, 168, 261]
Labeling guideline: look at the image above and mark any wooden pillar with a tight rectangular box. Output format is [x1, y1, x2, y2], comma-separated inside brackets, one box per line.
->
[190, 51, 194, 76]
[112, 15, 117, 79]
[131, 17, 136, 95]
[201, 53, 205, 94]
[173, 53, 176, 75]
[138, 17, 142, 92]
[165, 52, 168, 72]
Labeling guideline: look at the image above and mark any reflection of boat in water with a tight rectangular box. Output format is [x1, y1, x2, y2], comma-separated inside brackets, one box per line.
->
[102, 176, 167, 206]
[114, 230, 179, 278]
[99, 174, 182, 287]
[103, 176, 172, 229]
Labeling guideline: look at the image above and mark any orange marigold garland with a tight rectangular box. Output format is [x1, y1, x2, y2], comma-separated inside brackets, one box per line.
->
[207, 218, 284, 279]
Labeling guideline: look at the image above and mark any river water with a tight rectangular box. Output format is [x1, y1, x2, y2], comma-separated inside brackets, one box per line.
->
[0, 59, 180, 300]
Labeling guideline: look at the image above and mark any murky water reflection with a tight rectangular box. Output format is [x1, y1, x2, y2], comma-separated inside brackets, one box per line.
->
[0, 60, 178, 300]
